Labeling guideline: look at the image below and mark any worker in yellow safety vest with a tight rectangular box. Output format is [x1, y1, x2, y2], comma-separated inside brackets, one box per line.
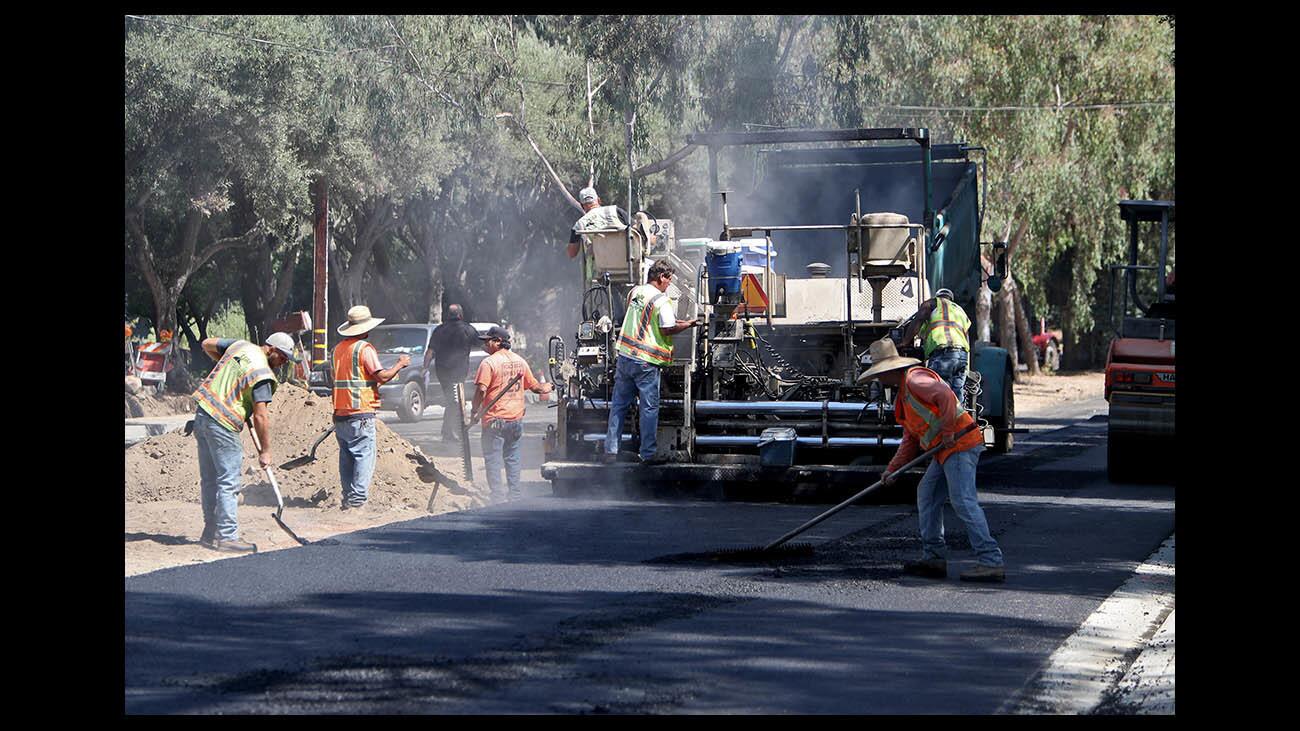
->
[332, 305, 411, 509]
[858, 337, 1005, 583]
[601, 259, 701, 465]
[901, 287, 972, 402]
[191, 331, 299, 553]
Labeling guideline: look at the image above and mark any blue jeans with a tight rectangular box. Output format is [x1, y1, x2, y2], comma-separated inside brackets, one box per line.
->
[606, 355, 661, 460]
[482, 418, 524, 501]
[334, 415, 377, 506]
[927, 348, 968, 403]
[193, 408, 245, 541]
[916, 446, 1002, 566]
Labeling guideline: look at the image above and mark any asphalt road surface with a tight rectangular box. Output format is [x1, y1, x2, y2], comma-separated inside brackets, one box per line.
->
[125, 400, 1173, 714]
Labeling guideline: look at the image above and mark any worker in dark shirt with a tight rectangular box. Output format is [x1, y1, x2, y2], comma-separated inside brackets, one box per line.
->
[424, 304, 481, 442]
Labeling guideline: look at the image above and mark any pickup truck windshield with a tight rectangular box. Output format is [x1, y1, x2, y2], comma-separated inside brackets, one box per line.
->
[367, 327, 427, 355]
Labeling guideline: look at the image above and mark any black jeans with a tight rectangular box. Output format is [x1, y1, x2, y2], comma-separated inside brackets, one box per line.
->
[436, 369, 466, 440]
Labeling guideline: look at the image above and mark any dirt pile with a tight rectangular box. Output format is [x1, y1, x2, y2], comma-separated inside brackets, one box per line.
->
[124, 383, 490, 513]
[125, 391, 197, 418]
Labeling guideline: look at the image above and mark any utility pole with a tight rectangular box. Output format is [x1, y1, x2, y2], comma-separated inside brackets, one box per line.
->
[311, 178, 330, 374]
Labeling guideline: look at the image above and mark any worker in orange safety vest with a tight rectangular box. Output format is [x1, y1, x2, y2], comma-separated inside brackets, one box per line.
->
[332, 305, 410, 509]
[858, 337, 1005, 583]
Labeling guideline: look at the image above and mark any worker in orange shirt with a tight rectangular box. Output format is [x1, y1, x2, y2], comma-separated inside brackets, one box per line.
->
[471, 326, 552, 502]
[859, 337, 1005, 583]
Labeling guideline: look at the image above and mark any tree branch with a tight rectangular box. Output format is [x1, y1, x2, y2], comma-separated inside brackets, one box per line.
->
[632, 143, 699, 179]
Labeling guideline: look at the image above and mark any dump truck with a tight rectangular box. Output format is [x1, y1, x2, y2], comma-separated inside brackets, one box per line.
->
[1104, 200, 1175, 482]
[541, 127, 1017, 498]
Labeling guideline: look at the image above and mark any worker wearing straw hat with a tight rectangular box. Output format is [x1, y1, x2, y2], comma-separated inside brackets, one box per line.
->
[858, 337, 1005, 582]
[332, 305, 410, 509]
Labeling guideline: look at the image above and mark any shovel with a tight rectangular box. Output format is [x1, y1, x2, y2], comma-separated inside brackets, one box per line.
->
[279, 426, 335, 470]
[248, 424, 311, 546]
[759, 422, 980, 553]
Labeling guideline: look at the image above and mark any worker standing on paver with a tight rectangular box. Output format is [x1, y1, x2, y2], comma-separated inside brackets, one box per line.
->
[859, 337, 1005, 582]
[424, 303, 480, 443]
[602, 259, 701, 465]
[333, 305, 410, 510]
[566, 187, 657, 285]
[471, 326, 553, 502]
[901, 288, 972, 401]
[191, 332, 298, 553]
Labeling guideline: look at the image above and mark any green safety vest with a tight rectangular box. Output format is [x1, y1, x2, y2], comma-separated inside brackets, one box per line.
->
[192, 340, 277, 432]
[922, 297, 971, 357]
[576, 206, 626, 284]
[616, 284, 674, 366]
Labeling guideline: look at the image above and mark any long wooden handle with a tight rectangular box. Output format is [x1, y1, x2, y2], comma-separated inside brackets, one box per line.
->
[763, 423, 979, 552]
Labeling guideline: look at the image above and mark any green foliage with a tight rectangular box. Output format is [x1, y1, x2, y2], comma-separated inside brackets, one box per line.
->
[124, 15, 1173, 368]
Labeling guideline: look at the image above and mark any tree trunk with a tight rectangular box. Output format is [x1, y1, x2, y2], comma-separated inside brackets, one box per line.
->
[976, 279, 993, 342]
[1010, 279, 1041, 377]
[997, 285, 1019, 379]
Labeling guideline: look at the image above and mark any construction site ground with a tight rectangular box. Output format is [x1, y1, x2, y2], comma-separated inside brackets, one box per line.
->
[124, 371, 1104, 577]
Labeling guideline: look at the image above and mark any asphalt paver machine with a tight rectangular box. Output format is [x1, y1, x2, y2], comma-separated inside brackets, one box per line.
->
[542, 128, 1017, 499]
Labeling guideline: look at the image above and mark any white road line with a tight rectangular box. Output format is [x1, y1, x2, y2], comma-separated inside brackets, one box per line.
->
[1003, 534, 1175, 714]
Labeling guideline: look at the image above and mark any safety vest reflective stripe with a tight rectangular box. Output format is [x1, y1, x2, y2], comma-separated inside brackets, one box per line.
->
[577, 205, 625, 232]
[616, 285, 674, 366]
[332, 338, 379, 414]
[924, 299, 971, 355]
[192, 340, 272, 431]
[896, 368, 981, 461]
[904, 389, 946, 446]
[636, 293, 667, 340]
[617, 333, 672, 361]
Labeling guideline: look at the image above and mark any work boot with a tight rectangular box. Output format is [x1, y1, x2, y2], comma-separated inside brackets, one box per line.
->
[599, 452, 618, 465]
[902, 557, 948, 579]
[960, 564, 1006, 583]
[642, 454, 670, 466]
[209, 538, 257, 554]
[199, 526, 216, 548]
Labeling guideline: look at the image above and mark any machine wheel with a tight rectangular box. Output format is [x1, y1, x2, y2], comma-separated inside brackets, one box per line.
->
[1043, 341, 1060, 373]
[396, 381, 424, 423]
[1107, 424, 1140, 483]
[989, 370, 1015, 454]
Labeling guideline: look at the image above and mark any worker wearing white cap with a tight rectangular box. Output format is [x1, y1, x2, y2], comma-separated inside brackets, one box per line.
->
[566, 187, 657, 283]
[331, 305, 410, 509]
[190, 331, 299, 553]
[901, 287, 973, 401]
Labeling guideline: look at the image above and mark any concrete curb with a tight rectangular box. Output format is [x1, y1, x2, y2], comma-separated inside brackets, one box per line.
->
[1003, 533, 1175, 714]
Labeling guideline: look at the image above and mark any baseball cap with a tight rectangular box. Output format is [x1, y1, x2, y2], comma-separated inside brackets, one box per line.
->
[578, 187, 598, 205]
[478, 325, 511, 342]
[265, 332, 300, 363]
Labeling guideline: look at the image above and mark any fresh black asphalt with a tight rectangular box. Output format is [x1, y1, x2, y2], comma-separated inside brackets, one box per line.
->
[125, 416, 1174, 713]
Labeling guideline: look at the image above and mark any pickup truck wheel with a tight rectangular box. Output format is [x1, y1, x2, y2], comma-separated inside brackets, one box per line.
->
[396, 381, 423, 423]
[1043, 341, 1060, 373]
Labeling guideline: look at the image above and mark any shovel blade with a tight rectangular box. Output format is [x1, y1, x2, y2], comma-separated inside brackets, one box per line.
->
[279, 455, 316, 471]
[272, 512, 311, 545]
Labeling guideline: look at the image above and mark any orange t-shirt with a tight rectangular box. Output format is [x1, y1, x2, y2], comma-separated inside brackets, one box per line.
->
[473, 349, 540, 425]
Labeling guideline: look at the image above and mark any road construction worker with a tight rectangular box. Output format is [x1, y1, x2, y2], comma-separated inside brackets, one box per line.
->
[424, 303, 480, 443]
[901, 287, 972, 401]
[860, 337, 1005, 582]
[332, 305, 410, 509]
[602, 258, 701, 465]
[471, 325, 553, 501]
[191, 332, 299, 553]
[566, 187, 657, 285]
